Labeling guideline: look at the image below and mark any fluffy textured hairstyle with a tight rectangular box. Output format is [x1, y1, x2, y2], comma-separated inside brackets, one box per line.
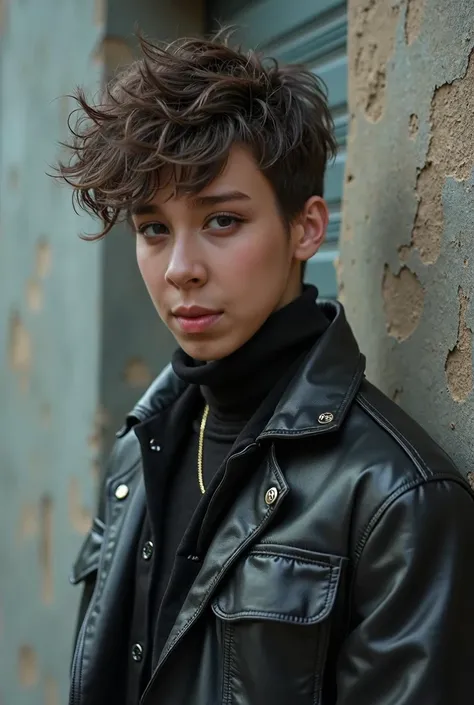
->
[57, 31, 337, 239]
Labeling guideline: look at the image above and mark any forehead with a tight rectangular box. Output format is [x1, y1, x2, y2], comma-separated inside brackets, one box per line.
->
[137, 145, 269, 213]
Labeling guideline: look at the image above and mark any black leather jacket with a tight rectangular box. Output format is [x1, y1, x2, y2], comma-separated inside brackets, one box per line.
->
[70, 302, 474, 705]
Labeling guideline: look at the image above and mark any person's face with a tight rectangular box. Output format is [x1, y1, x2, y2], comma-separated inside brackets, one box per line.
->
[132, 145, 327, 361]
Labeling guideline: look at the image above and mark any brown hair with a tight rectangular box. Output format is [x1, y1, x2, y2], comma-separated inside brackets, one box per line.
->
[57, 31, 337, 240]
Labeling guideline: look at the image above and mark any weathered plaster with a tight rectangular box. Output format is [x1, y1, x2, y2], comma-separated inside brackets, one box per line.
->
[351, 0, 401, 122]
[445, 288, 473, 402]
[382, 264, 424, 341]
[405, 0, 425, 45]
[342, 0, 474, 474]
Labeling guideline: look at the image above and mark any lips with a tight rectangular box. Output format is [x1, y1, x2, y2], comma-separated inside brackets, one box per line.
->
[172, 305, 223, 334]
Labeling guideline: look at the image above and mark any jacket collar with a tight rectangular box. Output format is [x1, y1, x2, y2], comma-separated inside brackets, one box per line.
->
[260, 301, 365, 437]
[117, 301, 365, 440]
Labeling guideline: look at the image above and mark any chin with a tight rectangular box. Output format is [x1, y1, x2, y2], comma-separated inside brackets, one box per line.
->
[179, 336, 239, 362]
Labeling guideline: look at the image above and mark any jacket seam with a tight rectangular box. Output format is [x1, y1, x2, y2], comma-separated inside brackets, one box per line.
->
[214, 562, 338, 624]
[222, 623, 234, 705]
[353, 479, 426, 563]
[353, 475, 473, 565]
[356, 392, 430, 480]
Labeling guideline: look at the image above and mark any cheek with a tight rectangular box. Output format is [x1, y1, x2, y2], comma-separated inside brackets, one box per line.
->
[226, 226, 289, 282]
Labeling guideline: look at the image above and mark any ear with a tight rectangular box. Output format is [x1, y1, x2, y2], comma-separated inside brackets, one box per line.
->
[291, 196, 329, 263]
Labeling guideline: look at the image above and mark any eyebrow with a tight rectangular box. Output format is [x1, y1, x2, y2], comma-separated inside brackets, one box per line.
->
[130, 190, 251, 216]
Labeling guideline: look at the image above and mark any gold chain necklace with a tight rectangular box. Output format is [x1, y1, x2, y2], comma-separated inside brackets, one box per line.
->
[198, 404, 210, 494]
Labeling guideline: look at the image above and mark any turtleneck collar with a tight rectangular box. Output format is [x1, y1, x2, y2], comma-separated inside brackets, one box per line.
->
[171, 285, 329, 432]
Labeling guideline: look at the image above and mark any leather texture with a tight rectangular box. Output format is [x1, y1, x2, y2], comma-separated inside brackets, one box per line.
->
[70, 301, 474, 705]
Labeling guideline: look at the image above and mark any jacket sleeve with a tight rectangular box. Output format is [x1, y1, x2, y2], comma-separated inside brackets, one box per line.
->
[336, 478, 474, 705]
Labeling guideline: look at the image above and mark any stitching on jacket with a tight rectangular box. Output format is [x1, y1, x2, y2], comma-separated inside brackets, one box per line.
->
[214, 566, 335, 624]
[249, 549, 334, 569]
[261, 355, 364, 437]
[335, 354, 365, 421]
[270, 443, 287, 488]
[353, 479, 425, 562]
[356, 392, 430, 479]
[257, 539, 348, 562]
[353, 474, 472, 566]
[222, 623, 234, 705]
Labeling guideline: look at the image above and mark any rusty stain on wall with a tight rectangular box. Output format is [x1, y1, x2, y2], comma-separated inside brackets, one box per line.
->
[124, 357, 153, 388]
[445, 288, 473, 402]
[333, 256, 346, 305]
[405, 0, 425, 45]
[18, 503, 39, 542]
[408, 113, 419, 139]
[88, 406, 109, 454]
[350, 0, 401, 122]
[18, 645, 38, 687]
[91, 460, 101, 490]
[68, 477, 92, 535]
[44, 675, 59, 705]
[39, 496, 53, 605]
[411, 50, 474, 264]
[26, 278, 43, 312]
[8, 312, 32, 392]
[36, 240, 52, 279]
[382, 264, 424, 341]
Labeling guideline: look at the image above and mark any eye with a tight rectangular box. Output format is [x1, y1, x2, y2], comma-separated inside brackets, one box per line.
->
[206, 214, 243, 231]
[137, 222, 169, 238]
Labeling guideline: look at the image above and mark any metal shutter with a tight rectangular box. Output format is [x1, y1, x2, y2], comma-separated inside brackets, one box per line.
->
[207, 0, 347, 298]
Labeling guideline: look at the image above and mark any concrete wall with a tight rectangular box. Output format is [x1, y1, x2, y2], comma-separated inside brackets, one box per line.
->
[0, 2, 203, 703]
[340, 0, 474, 480]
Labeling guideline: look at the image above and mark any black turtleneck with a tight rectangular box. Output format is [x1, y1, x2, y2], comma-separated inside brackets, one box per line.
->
[171, 284, 329, 490]
[127, 286, 328, 702]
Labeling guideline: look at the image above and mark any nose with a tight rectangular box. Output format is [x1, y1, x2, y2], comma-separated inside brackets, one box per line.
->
[165, 235, 207, 290]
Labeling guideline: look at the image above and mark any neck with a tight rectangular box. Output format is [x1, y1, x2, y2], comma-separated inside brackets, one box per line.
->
[172, 286, 329, 429]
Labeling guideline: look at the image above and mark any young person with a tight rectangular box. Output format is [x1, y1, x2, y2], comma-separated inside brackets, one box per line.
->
[60, 33, 474, 705]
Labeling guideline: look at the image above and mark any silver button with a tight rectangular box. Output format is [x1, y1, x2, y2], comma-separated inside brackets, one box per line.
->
[265, 487, 279, 505]
[142, 541, 154, 561]
[114, 484, 129, 500]
[318, 412, 334, 425]
[149, 439, 161, 452]
[131, 643, 143, 662]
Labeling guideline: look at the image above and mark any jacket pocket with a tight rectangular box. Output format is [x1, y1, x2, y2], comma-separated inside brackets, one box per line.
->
[70, 516, 105, 584]
[211, 544, 344, 705]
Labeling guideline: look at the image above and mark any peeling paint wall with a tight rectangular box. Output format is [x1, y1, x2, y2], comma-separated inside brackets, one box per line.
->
[0, 1, 203, 703]
[341, 0, 474, 477]
[0, 3, 103, 703]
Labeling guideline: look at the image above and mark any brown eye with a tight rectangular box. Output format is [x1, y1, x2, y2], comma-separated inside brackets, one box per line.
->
[138, 222, 168, 238]
[206, 214, 243, 230]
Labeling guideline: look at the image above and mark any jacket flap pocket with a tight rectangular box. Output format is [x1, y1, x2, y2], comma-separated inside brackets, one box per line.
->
[212, 544, 344, 625]
[70, 517, 105, 585]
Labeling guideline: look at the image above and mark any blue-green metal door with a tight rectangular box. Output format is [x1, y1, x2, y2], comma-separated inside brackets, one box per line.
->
[207, 0, 348, 298]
